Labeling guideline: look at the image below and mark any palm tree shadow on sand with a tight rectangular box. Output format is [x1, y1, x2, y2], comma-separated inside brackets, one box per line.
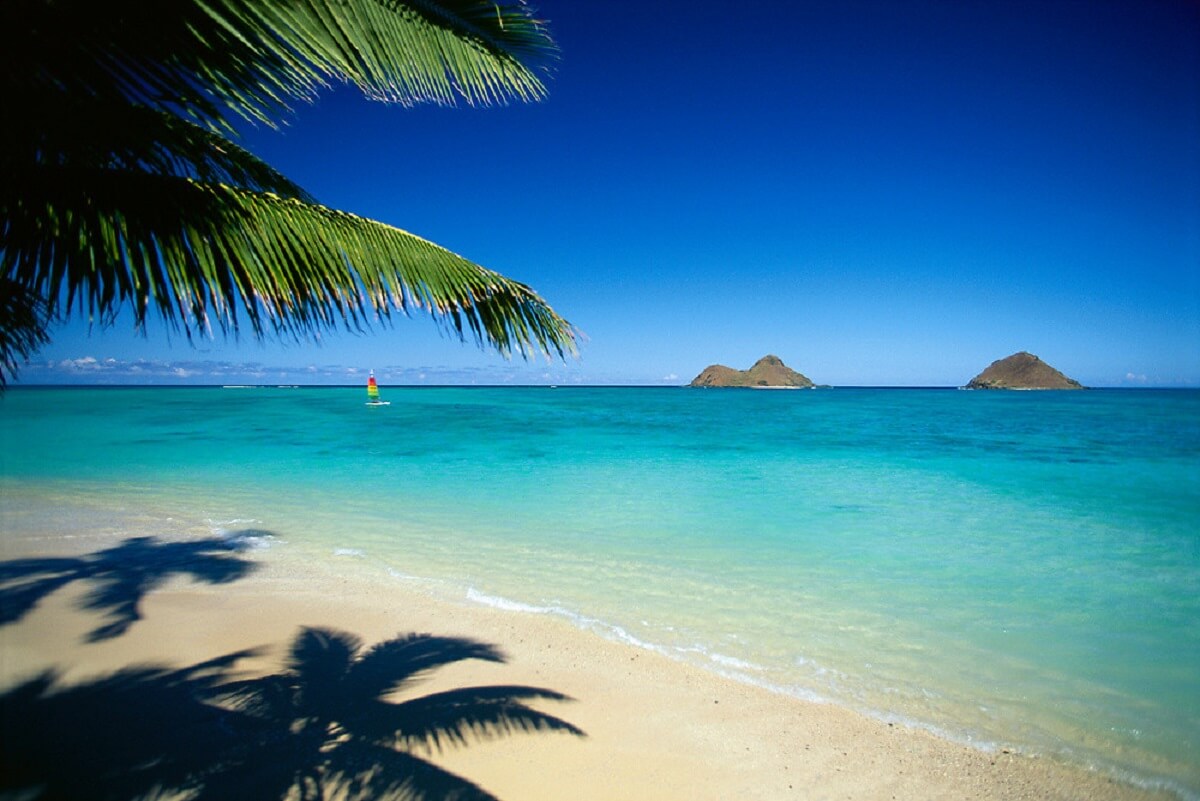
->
[0, 626, 585, 801]
[0, 533, 264, 641]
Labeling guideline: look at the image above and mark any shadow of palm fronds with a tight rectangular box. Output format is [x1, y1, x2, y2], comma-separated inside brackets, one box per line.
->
[0, 627, 584, 801]
[0, 649, 258, 800]
[0, 533, 263, 641]
[206, 628, 585, 800]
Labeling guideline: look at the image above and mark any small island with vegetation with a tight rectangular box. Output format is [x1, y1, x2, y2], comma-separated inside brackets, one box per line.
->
[965, 351, 1084, 390]
[690, 355, 816, 388]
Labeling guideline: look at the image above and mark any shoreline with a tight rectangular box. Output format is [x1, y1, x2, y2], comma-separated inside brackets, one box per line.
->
[0, 524, 1183, 801]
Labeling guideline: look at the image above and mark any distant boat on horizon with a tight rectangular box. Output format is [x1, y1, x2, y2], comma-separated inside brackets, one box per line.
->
[365, 370, 390, 406]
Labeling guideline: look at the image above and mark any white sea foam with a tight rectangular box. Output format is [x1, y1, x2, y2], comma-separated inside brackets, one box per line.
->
[206, 519, 275, 550]
[465, 587, 572, 617]
[707, 653, 761, 671]
[461, 588, 846, 708]
[464, 587, 684, 656]
[207, 517, 259, 530]
[333, 548, 365, 557]
[458, 583, 1030, 768]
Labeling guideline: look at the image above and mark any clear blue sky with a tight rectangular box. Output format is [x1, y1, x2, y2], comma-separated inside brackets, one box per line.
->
[21, 0, 1200, 386]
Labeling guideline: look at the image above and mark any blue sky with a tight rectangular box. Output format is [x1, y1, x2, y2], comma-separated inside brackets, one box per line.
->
[21, 0, 1200, 387]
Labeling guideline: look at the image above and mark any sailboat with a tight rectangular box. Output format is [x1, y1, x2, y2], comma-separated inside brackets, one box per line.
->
[365, 370, 390, 406]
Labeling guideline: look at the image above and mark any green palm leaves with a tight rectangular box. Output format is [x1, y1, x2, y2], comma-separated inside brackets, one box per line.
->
[0, 0, 577, 385]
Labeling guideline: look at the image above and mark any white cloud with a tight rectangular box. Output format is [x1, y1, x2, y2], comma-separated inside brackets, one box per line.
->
[20, 355, 667, 386]
[57, 356, 101, 370]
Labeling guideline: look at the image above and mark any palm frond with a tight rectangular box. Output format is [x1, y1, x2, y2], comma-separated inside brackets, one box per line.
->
[2, 165, 578, 358]
[17, 97, 314, 199]
[3, 0, 555, 132]
[0, 1, 573, 384]
[347, 634, 506, 703]
[325, 743, 501, 801]
[288, 626, 361, 683]
[0, 573, 76, 624]
[1, 0, 263, 131]
[212, 674, 297, 720]
[200, 0, 557, 110]
[185, 739, 314, 801]
[383, 684, 584, 752]
[0, 278, 50, 388]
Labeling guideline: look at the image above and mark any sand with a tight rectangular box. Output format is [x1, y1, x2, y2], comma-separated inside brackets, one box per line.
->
[0, 531, 1178, 801]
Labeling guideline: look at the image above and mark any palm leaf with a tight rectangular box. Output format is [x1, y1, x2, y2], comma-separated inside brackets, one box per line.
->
[381, 684, 585, 753]
[2, 165, 577, 357]
[0, 279, 50, 387]
[212, 673, 298, 720]
[324, 742, 501, 801]
[4, 0, 555, 132]
[186, 740, 315, 801]
[0, 555, 84, 581]
[287, 626, 361, 704]
[1, 1, 573, 384]
[0, 572, 76, 623]
[204, 0, 556, 111]
[7, 96, 315, 199]
[347, 633, 506, 703]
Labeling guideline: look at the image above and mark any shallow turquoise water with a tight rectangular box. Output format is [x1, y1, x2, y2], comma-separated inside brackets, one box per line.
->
[2, 386, 1198, 796]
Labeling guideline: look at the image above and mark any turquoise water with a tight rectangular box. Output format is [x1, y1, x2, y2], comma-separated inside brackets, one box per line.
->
[2, 386, 1198, 796]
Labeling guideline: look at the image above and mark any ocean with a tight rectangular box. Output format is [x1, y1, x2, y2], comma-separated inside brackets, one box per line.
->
[2, 385, 1197, 797]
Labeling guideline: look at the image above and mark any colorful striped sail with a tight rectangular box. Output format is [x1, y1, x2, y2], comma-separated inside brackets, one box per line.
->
[367, 371, 381, 402]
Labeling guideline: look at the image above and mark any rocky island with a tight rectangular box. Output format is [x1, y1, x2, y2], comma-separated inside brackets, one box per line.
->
[690, 355, 815, 388]
[965, 351, 1084, 390]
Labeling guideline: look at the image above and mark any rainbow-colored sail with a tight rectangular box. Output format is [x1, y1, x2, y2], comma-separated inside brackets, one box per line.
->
[367, 371, 381, 402]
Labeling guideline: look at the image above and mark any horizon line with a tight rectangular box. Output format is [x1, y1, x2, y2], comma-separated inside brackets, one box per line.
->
[8, 383, 1198, 391]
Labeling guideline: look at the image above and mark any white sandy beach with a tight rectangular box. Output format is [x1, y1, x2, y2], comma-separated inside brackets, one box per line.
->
[0, 526, 1177, 801]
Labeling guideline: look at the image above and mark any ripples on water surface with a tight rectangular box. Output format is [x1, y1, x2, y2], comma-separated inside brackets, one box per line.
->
[2, 386, 1197, 797]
